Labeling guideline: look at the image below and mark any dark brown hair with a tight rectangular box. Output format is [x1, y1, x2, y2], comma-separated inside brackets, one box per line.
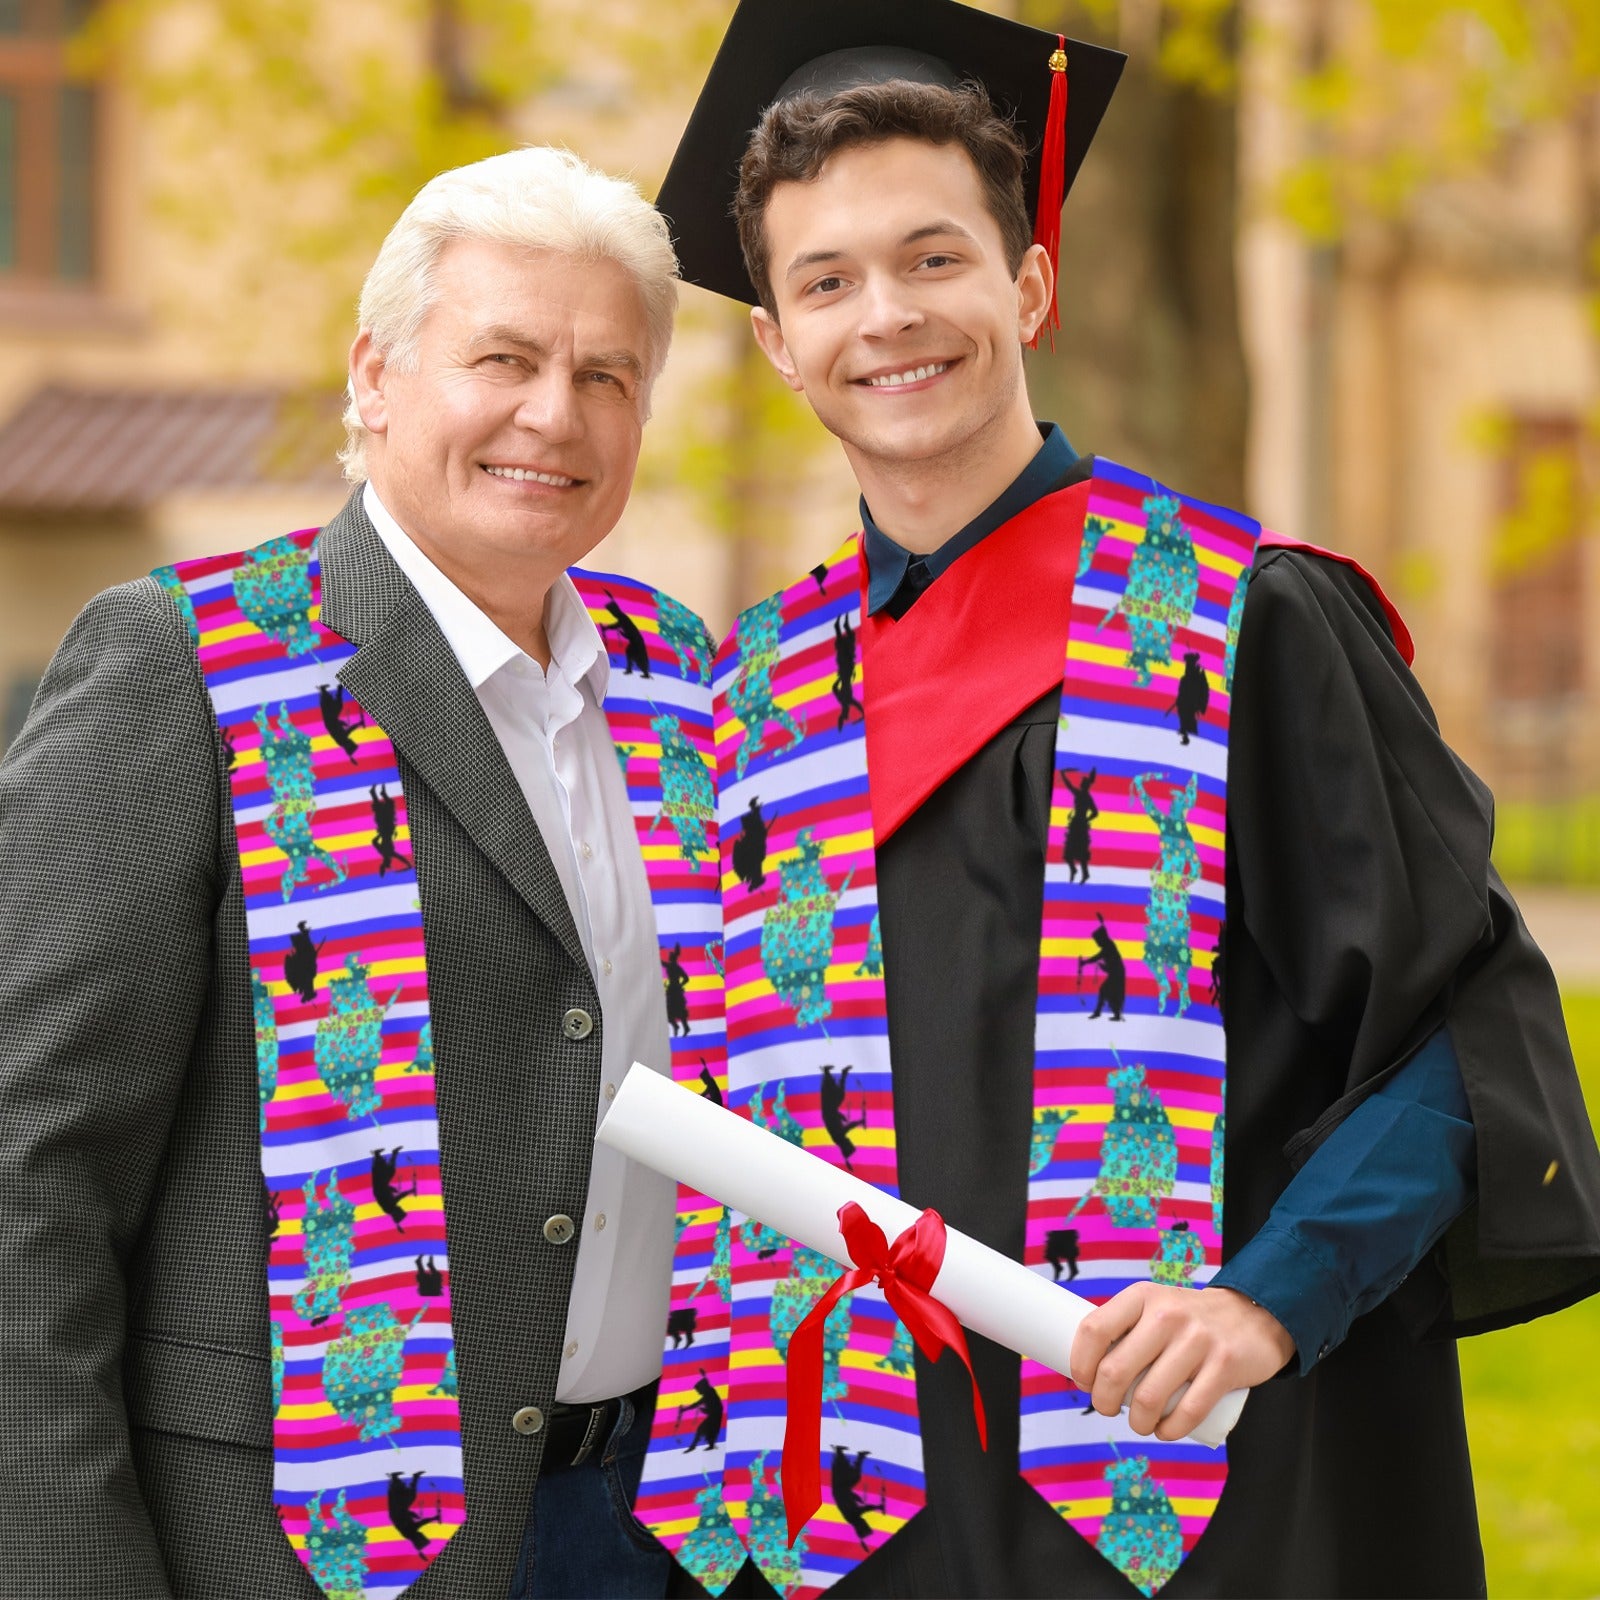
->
[734, 79, 1032, 315]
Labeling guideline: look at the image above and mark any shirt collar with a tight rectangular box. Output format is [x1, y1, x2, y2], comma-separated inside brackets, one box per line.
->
[862, 422, 1078, 615]
[361, 481, 609, 702]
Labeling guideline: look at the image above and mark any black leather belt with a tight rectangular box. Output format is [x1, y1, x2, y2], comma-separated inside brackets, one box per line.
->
[542, 1380, 656, 1470]
[543, 1396, 622, 1469]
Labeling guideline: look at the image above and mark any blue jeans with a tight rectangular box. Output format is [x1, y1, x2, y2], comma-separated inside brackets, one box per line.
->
[509, 1384, 672, 1599]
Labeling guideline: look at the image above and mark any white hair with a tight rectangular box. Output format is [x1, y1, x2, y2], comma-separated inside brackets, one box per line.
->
[339, 145, 679, 482]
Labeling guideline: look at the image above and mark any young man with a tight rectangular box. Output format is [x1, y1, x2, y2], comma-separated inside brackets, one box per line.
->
[634, 3, 1600, 1597]
[0, 148, 720, 1600]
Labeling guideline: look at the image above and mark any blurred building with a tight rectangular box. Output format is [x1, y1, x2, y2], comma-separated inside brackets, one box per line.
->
[0, 0, 852, 750]
[4, 0, 1598, 884]
[1239, 0, 1600, 878]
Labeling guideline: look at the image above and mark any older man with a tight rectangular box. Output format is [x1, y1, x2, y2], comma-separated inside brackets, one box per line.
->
[0, 147, 716, 1600]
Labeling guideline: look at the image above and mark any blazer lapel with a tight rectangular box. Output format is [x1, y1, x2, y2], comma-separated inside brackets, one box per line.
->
[315, 492, 590, 974]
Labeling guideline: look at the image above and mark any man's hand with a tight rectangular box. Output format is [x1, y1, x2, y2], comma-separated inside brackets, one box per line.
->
[1069, 1284, 1296, 1442]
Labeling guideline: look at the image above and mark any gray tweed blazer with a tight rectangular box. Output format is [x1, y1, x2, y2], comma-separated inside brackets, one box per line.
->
[0, 493, 613, 1598]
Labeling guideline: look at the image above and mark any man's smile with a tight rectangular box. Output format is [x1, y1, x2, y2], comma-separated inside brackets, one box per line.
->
[852, 358, 959, 392]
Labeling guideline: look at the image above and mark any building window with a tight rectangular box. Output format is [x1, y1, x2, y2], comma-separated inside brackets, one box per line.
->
[1489, 416, 1588, 707]
[0, 0, 97, 284]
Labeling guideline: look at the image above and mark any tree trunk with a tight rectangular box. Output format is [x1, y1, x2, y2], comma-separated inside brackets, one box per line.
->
[1027, 9, 1250, 510]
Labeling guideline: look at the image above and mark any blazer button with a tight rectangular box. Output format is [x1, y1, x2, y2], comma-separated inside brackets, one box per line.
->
[561, 1007, 593, 1041]
[543, 1214, 576, 1245]
[512, 1405, 545, 1436]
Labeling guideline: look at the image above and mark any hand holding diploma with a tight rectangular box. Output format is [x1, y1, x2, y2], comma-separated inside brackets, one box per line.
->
[598, 1062, 1249, 1531]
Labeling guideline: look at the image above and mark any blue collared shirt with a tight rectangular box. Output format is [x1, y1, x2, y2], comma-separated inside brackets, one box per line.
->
[859, 423, 1478, 1371]
[863, 423, 1079, 616]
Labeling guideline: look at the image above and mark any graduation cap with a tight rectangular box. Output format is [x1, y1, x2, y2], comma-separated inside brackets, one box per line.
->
[656, 0, 1127, 341]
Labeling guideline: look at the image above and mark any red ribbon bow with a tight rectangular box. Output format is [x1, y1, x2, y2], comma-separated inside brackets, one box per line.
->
[781, 1203, 988, 1546]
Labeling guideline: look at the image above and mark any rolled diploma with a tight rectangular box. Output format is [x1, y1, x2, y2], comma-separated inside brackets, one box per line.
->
[599, 1062, 1245, 1447]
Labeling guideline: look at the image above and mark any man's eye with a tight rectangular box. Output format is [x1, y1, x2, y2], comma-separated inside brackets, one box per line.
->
[919, 254, 956, 270]
[486, 352, 519, 365]
[811, 276, 844, 295]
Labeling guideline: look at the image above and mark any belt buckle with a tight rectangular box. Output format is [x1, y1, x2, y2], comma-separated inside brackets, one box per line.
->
[568, 1401, 607, 1467]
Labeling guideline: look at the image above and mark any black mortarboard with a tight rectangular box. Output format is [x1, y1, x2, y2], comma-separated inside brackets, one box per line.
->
[657, 0, 1127, 321]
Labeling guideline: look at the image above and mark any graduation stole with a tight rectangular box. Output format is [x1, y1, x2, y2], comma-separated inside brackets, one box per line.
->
[158, 538, 722, 1600]
[649, 458, 1260, 1600]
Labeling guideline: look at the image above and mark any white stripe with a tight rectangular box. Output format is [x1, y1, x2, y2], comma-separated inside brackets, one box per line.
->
[262, 1116, 445, 1179]
[208, 658, 357, 719]
[272, 1444, 462, 1493]
[1035, 1008, 1226, 1060]
[244, 885, 428, 941]
[1054, 712, 1231, 782]
[1028, 1178, 1216, 1206]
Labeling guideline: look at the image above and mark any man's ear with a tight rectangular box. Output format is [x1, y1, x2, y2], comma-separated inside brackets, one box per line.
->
[1015, 243, 1055, 346]
[750, 305, 805, 394]
[349, 330, 390, 437]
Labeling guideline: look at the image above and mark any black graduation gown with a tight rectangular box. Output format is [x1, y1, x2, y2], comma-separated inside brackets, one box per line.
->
[694, 538, 1600, 1600]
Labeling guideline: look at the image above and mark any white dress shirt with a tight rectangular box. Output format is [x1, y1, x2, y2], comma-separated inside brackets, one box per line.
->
[363, 483, 675, 1403]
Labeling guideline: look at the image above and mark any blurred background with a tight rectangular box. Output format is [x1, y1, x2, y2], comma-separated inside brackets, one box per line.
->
[0, 0, 1596, 1587]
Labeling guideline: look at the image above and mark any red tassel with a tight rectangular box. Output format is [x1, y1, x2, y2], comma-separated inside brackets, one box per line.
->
[1029, 37, 1069, 352]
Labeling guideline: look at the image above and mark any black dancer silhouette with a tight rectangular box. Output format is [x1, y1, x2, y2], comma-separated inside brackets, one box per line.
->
[1169, 652, 1210, 746]
[809, 562, 830, 595]
[1209, 924, 1226, 1017]
[220, 723, 237, 770]
[371, 1147, 418, 1231]
[264, 1176, 281, 1239]
[1062, 768, 1099, 882]
[370, 783, 412, 876]
[831, 614, 864, 730]
[319, 683, 364, 763]
[284, 922, 323, 1004]
[667, 1307, 697, 1348]
[1045, 1227, 1081, 1282]
[730, 797, 772, 891]
[601, 591, 651, 678]
[415, 1255, 444, 1297]
[663, 944, 691, 1036]
[698, 1059, 723, 1106]
[681, 1369, 723, 1452]
[386, 1472, 436, 1556]
[830, 1447, 886, 1548]
[1080, 915, 1126, 1022]
[820, 1064, 867, 1169]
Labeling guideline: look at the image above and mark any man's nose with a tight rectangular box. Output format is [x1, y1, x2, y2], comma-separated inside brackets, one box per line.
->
[855, 273, 924, 341]
[514, 369, 583, 442]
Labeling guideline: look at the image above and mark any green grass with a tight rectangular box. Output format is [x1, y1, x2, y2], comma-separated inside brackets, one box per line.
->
[1460, 991, 1600, 1597]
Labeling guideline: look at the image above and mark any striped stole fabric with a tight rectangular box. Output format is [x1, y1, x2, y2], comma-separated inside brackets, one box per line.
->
[1017, 461, 1258, 1595]
[161, 540, 724, 1600]
[159, 534, 463, 1600]
[643, 459, 1259, 1599]
[564, 570, 741, 1588]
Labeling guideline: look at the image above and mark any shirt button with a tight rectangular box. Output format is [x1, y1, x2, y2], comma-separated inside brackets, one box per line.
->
[564, 1341, 579, 1360]
[581, 841, 594, 860]
[512, 1405, 545, 1435]
[594, 1213, 607, 1232]
[602, 959, 613, 976]
[544, 1214, 576, 1246]
[603, 1083, 617, 1102]
[561, 1007, 593, 1041]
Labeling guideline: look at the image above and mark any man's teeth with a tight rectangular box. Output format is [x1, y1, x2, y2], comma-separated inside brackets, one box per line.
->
[484, 465, 577, 486]
[864, 363, 949, 388]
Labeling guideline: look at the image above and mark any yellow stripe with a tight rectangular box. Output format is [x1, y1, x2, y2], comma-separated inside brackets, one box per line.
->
[729, 1347, 786, 1372]
[1071, 637, 1226, 692]
[1044, 809, 1224, 852]
[1054, 1493, 1219, 1520]
[261, 956, 425, 1001]
[272, 1196, 445, 1235]
[1031, 1104, 1215, 1133]
[1095, 520, 1246, 582]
